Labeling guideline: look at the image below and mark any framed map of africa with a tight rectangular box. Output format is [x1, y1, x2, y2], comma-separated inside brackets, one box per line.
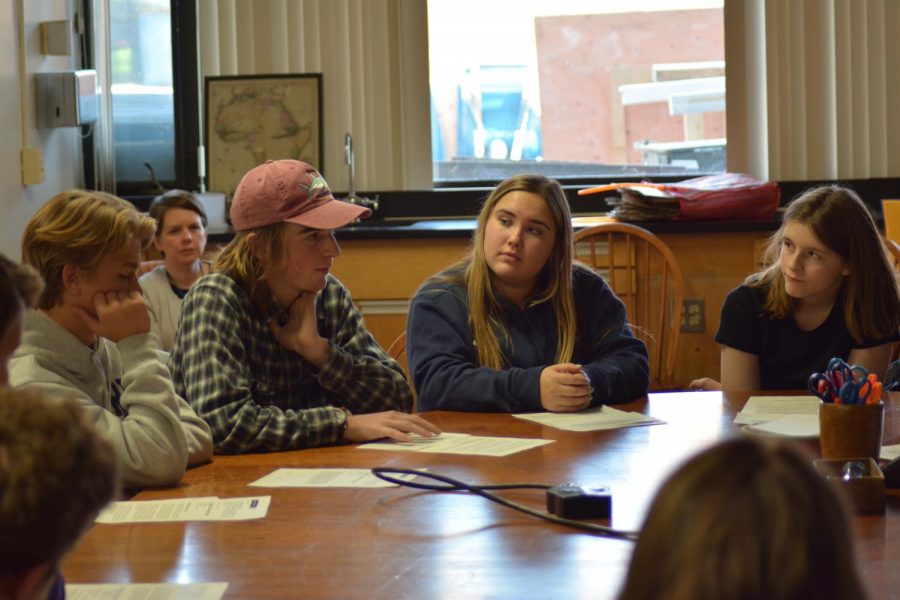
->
[205, 73, 323, 196]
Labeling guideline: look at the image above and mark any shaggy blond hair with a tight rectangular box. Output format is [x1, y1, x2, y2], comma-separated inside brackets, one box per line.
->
[21, 190, 155, 309]
[212, 222, 286, 311]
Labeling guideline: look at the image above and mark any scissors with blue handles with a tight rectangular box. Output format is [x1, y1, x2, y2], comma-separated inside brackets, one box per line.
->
[808, 373, 838, 403]
[826, 358, 853, 390]
[839, 379, 873, 405]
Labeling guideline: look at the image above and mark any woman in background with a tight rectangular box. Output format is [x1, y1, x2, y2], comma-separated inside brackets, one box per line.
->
[407, 174, 649, 412]
[139, 189, 209, 351]
[618, 438, 866, 600]
[692, 186, 900, 391]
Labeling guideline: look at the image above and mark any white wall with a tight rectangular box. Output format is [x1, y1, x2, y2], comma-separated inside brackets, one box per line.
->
[0, 0, 81, 259]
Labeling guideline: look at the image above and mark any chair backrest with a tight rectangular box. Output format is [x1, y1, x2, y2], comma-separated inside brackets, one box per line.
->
[885, 237, 900, 271]
[882, 199, 900, 244]
[883, 238, 900, 362]
[573, 222, 685, 389]
[387, 331, 416, 404]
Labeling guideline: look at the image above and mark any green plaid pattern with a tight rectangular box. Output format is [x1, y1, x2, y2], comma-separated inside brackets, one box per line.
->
[169, 273, 412, 454]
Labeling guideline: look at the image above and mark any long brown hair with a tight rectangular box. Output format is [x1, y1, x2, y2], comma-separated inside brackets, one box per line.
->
[748, 185, 900, 343]
[618, 438, 866, 600]
[428, 174, 576, 369]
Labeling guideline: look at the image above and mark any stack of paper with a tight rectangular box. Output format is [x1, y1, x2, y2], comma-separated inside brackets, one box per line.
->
[735, 396, 821, 438]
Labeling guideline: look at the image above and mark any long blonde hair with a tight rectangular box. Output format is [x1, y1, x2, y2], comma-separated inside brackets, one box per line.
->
[212, 223, 286, 311]
[431, 174, 577, 369]
[748, 186, 900, 343]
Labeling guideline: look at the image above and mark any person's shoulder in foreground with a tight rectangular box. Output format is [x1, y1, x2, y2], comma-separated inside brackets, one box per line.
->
[617, 437, 867, 600]
[408, 173, 648, 413]
[9, 189, 212, 488]
[0, 387, 118, 600]
[171, 160, 439, 454]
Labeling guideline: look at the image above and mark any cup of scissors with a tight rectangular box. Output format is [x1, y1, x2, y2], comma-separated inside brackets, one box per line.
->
[807, 358, 883, 405]
[811, 358, 884, 460]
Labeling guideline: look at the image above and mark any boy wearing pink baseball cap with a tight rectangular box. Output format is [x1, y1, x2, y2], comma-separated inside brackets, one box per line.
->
[170, 160, 439, 453]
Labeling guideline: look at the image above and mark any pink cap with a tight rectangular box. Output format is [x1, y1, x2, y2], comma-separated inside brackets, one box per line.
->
[230, 159, 371, 232]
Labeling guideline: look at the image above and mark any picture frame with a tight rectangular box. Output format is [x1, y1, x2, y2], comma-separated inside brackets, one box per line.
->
[205, 73, 323, 196]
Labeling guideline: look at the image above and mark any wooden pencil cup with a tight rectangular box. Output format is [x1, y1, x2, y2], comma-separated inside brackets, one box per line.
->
[819, 402, 884, 460]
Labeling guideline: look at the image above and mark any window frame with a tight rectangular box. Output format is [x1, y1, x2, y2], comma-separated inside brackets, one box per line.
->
[79, 0, 199, 196]
[131, 1, 900, 224]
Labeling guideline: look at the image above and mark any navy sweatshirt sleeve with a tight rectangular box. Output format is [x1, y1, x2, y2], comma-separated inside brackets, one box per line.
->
[572, 268, 650, 405]
[407, 283, 545, 412]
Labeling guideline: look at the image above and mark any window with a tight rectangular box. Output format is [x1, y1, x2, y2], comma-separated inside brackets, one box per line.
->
[80, 0, 198, 195]
[428, 0, 726, 185]
[109, 0, 175, 190]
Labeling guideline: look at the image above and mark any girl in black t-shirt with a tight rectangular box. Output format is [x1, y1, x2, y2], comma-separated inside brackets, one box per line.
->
[692, 185, 900, 391]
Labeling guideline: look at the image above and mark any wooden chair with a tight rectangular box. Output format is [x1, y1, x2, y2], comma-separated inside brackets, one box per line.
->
[387, 331, 416, 404]
[573, 223, 685, 390]
[885, 237, 900, 271]
[884, 238, 900, 362]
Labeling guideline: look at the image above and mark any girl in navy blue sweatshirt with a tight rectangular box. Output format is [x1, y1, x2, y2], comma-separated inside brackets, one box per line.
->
[408, 174, 649, 412]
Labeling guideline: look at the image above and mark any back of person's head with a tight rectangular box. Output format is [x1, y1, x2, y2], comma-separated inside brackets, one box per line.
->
[0, 388, 118, 597]
[148, 189, 209, 235]
[22, 190, 156, 310]
[0, 254, 43, 334]
[752, 185, 900, 342]
[618, 438, 865, 600]
[458, 174, 576, 369]
[0, 254, 44, 386]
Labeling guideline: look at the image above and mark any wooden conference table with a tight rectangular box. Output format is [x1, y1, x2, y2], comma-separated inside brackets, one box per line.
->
[63, 392, 900, 599]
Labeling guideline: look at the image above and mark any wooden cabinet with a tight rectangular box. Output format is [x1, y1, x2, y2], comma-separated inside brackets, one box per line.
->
[332, 230, 770, 388]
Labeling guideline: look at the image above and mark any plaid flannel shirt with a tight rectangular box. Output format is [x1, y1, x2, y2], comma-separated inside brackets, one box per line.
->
[169, 272, 412, 453]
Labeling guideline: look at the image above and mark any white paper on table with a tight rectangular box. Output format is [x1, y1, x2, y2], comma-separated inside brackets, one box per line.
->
[881, 444, 900, 461]
[249, 468, 420, 488]
[358, 431, 553, 457]
[512, 406, 664, 431]
[734, 396, 822, 425]
[743, 414, 820, 438]
[95, 496, 270, 524]
[66, 582, 228, 600]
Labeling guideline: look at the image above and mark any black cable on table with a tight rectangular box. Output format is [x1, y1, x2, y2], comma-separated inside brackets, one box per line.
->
[371, 467, 639, 541]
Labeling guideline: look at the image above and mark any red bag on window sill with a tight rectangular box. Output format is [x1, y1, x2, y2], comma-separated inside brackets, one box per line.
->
[666, 173, 780, 221]
[579, 173, 780, 222]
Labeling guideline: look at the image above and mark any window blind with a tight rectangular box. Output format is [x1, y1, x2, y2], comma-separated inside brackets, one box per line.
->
[197, 0, 431, 191]
[727, 0, 900, 181]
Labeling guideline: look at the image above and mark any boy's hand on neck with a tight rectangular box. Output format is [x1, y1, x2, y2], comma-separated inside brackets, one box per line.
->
[269, 290, 332, 367]
[72, 290, 151, 343]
